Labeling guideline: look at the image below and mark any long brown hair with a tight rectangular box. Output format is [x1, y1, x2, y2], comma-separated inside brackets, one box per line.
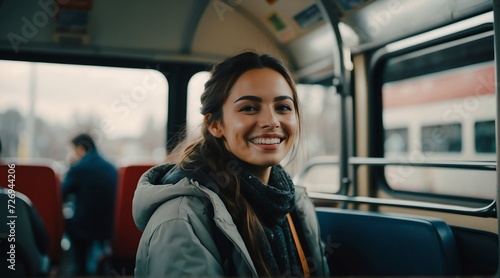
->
[168, 51, 301, 276]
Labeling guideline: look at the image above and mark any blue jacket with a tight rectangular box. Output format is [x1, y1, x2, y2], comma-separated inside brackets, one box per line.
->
[62, 149, 118, 240]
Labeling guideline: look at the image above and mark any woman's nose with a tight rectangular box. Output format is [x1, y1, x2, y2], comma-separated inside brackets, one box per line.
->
[259, 108, 280, 129]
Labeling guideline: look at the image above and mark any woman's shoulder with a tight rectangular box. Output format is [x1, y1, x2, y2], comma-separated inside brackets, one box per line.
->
[293, 185, 316, 215]
[139, 183, 216, 240]
[134, 169, 216, 231]
[148, 179, 213, 219]
[294, 185, 308, 200]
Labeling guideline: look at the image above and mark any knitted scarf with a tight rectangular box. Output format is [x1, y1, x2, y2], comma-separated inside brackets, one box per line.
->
[239, 165, 302, 277]
[162, 162, 304, 276]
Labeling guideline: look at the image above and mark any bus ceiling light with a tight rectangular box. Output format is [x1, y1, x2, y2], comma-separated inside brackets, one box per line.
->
[385, 12, 493, 53]
[309, 31, 335, 53]
[338, 22, 360, 48]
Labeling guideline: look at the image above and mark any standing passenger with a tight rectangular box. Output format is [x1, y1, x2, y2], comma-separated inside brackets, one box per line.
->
[62, 133, 118, 275]
[133, 52, 329, 277]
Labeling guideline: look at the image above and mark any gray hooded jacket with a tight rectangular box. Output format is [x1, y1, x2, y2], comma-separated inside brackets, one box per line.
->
[133, 164, 329, 277]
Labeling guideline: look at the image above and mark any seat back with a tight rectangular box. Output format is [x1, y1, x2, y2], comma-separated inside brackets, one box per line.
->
[0, 190, 50, 277]
[316, 207, 461, 276]
[0, 164, 64, 263]
[111, 164, 155, 260]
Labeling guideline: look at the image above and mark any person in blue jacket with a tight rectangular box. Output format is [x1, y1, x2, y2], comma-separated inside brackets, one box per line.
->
[62, 133, 118, 275]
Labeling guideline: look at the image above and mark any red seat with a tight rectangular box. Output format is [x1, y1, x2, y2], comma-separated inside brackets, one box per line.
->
[111, 164, 155, 262]
[0, 164, 64, 264]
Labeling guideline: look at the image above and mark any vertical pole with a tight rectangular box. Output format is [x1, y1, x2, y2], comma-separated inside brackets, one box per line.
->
[493, 1, 500, 277]
[26, 63, 37, 157]
[317, 0, 352, 196]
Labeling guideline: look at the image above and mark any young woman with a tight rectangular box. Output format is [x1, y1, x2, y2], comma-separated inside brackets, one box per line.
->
[133, 52, 329, 277]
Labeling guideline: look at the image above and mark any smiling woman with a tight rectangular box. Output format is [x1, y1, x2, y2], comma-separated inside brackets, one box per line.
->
[132, 51, 329, 277]
[0, 60, 168, 165]
[0, 1, 498, 277]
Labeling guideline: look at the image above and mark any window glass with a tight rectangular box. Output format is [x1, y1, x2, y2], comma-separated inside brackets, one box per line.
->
[382, 33, 496, 199]
[294, 84, 341, 193]
[421, 123, 462, 153]
[300, 164, 340, 193]
[186, 71, 210, 138]
[384, 128, 408, 153]
[475, 120, 496, 153]
[0, 61, 168, 170]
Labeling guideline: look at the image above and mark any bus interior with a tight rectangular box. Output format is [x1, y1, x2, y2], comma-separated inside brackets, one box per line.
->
[0, 0, 498, 277]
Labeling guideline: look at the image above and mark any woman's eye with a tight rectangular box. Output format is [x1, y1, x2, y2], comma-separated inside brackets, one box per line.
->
[239, 106, 257, 112]
[277, 104, 292, 111]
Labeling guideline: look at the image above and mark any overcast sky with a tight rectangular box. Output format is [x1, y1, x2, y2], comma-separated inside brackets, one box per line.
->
[0, 60, 171, 139]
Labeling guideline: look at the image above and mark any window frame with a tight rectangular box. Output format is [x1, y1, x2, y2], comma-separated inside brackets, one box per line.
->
[368, 15, 495, 205]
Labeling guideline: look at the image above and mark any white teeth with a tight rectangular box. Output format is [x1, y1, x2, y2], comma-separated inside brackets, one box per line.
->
[252, 138, 281, 144]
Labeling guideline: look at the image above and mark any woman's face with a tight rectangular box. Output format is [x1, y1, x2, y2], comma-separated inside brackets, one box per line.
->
[209, 68, 298, 178]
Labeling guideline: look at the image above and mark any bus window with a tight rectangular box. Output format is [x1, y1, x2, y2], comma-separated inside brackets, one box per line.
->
[186, 71, 210, 139]
[294, 84, 341, 193]
[0, 61, 168, 167]
[381, 31, 496, 199]
[475, 120, 496, 154]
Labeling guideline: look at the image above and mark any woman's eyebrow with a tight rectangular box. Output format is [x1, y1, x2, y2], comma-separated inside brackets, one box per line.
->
[234, 95, 294, 103]
[234, 95, 261, 103]
[274, 96, 294, 102]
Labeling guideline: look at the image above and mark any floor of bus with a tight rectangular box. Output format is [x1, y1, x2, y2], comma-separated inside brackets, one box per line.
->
[55, 236, 119, 278]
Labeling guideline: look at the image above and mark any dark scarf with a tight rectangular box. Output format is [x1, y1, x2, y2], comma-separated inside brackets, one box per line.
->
[161, 163, 304, 276]
[239, 165, 302, 277]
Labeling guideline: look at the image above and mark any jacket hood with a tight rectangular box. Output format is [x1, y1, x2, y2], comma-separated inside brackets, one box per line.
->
[132, 164, 207, 231]
[132, 164, 328, 277]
